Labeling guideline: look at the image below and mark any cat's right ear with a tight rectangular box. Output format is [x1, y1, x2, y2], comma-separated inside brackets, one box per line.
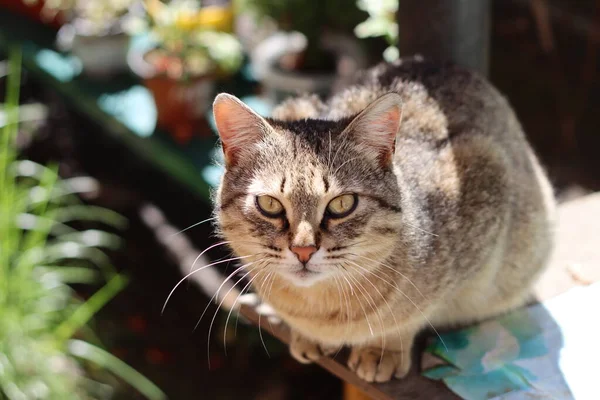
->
[213, 93, 269, 166]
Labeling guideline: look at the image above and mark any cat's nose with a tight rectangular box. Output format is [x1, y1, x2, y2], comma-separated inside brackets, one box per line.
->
[290, 246, 318, 263]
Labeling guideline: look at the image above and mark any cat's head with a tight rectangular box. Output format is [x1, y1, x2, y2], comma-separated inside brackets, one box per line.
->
[212, 93, 403, 287]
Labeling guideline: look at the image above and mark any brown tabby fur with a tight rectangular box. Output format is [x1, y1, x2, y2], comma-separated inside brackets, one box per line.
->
[212, 58, 556, 382]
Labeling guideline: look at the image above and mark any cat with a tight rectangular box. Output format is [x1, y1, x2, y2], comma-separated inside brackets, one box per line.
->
[211, 57, 556, 383]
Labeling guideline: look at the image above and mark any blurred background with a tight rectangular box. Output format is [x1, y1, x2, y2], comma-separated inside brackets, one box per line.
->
[0, 0, 599, 399]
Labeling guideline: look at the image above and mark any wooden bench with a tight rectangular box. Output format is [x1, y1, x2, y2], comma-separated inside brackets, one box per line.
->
[237, 192, 600, 400]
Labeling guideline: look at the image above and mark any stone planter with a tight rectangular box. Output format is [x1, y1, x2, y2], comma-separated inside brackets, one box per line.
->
[57, 21, 130, 78]
[251, 31, 367, 104]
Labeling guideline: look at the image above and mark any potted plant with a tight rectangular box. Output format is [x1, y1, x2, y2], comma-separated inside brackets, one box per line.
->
[54, 0, 138, 78]
[127, 0, 243, 144]
[239, 0, 369, 103]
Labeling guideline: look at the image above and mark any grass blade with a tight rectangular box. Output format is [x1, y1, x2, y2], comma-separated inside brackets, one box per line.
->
[68, 339, 167, 400]
[55, 274, 128, 342]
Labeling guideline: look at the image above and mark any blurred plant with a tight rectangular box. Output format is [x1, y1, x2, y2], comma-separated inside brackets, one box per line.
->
[354, 0, 399, 62]
[130, 0, 243, 80]
[22, 0, 75, 19]
[24, 0, 138, 35]
[71, 0, 139, 35]
[0, 49, 166, 400]
[239, 0, 367, 71]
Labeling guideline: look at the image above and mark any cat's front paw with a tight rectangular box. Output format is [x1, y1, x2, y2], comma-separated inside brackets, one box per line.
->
[289, 332, 337, 364]
[347, 346, 411, 382]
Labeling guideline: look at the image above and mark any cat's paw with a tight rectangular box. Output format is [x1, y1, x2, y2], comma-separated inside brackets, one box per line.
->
[289, 332, 337, 364]
[347, 347, 411, 382]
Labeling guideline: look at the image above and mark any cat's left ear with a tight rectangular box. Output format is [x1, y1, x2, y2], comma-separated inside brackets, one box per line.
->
[343, 93, 403, 167]
[213, 93, 271, 166]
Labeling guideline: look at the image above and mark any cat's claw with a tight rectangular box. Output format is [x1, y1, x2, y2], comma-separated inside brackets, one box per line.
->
[290, 333, 337, 364]
[347, 347, 411, 382]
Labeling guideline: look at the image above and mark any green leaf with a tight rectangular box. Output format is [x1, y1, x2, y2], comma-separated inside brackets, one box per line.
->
[36, 266, 101, 285]
[56, 205, 128, 229]
[55, 274, 128, 342]
[68, 340, 167, 400]
[56, 230, 122, 250]
[36, 241, 117, 278]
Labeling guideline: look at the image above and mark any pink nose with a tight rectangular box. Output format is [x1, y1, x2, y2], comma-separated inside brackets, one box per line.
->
[290, 246, 318, 263]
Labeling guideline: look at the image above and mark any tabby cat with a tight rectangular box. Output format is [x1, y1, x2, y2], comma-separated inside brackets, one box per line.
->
[212, 58, 555, 382]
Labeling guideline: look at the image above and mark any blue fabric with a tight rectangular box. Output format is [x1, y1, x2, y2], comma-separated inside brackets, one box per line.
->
[423, 283, 600, 399]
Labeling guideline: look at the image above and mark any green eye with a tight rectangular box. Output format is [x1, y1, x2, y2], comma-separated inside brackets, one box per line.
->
[326, 194, 357, 218]
[256, 195, 284, 217]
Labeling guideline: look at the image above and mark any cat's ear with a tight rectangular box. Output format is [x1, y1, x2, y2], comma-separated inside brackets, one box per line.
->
[344, 93, 403, 166]
[213, 93, 270, 166]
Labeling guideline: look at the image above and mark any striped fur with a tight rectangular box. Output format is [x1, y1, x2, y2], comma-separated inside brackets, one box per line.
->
[212, 57, 556, 382]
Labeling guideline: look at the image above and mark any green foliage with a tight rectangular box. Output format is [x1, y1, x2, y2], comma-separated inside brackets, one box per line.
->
[354, 0, 399, 61]
[0, 49, 166, 400]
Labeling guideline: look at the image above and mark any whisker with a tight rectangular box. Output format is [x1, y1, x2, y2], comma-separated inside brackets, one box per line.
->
[257, 304, 271, 358]
[339, 272, 373, 336]
[255, 269, 276, 358]
[186, 241, 237, 277]
[188, 240, 278, 276]
[350, 254, 429, 302]
[264, 269, 278, 303]
[169, 217, 217, 238]
[345, 269, 386, 356]
[197, 260, 260, 331]
[162, 254, 254, 314]
[258, 270, 279, 340]
[344, 257, 448, 352]
[205, 263, 262, 367]
[219, 264, 265, 356]
[333, 157, 360, 176]
[223, 269, 261, 350]
[331, 272, 350, 359]
[347, 267, 387, 363]
[330, 129, 351, 169]
[404, 221, 438, 237]
[187, 252, 234, 290]
[327, 130, 332, 170]
[344, 260, 405, 357]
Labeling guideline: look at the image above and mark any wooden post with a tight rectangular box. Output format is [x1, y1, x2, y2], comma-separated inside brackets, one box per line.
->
[396, 0, 491, 76]
[344, 382, 373, 400]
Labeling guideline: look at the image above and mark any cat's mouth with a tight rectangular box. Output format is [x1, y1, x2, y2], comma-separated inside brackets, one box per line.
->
[281, 265, 324, 287]
[293, 267, 317, 278]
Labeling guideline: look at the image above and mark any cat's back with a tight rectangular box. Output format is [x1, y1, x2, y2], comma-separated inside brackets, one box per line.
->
[323, 58, 520, 149]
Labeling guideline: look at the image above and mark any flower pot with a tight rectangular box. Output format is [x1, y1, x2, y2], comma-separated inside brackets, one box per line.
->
[57, 22, 130, 78]
[262, 63, 336, 105]
[251, 31, 367, 103]
[0, 0, 66, 29]
[128, 47, 215, 144]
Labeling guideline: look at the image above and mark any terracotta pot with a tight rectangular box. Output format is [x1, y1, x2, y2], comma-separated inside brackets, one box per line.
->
[0, 0, 65, 29]
[144, 75, 214, 144]
[128, 47, 215, 144]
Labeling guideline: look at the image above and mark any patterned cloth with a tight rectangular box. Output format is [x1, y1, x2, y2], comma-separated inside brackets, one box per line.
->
[422, 282, 600, 399]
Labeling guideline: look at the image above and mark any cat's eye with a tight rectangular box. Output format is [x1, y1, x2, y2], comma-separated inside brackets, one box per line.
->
[326, 194, 357, 218]
[256, 195, 284, 217]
